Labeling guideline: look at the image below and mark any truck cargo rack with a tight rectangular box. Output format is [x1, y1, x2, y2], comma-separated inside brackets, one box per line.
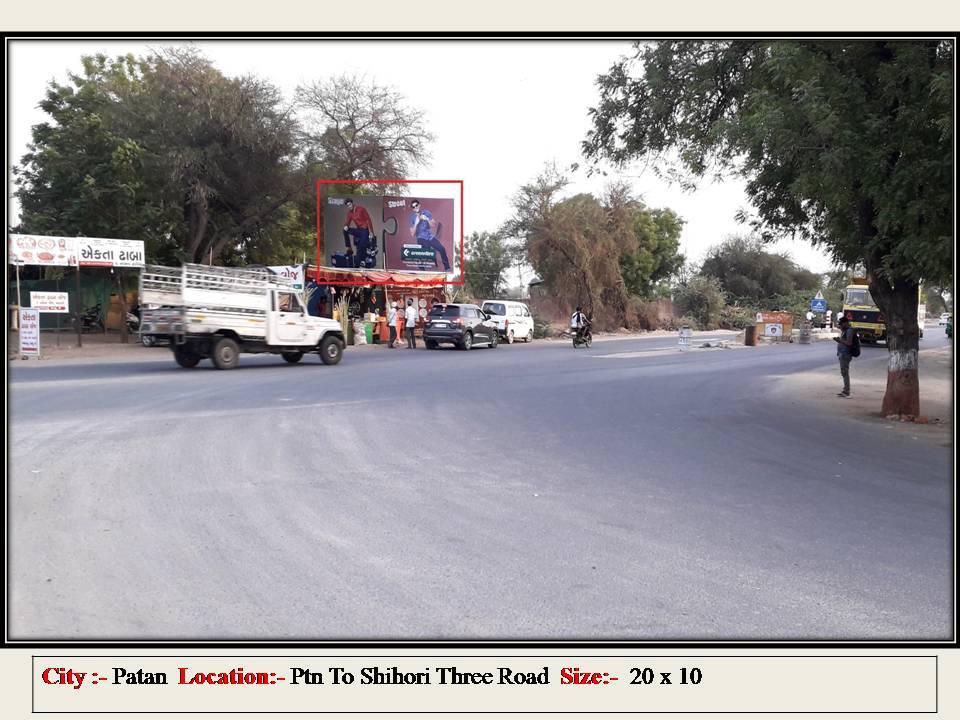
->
[140, 263, 298, 306]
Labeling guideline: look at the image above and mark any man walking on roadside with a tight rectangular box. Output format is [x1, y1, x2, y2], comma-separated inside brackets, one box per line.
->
[404, 298, 418, 349]
[387, 302, 399, 348]
[834, 316, 855, 397]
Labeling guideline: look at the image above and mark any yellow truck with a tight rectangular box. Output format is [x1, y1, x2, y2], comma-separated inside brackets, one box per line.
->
[841, 278, 924, 344]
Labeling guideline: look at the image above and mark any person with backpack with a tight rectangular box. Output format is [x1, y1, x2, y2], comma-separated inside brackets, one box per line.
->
[833, 316, 860, 397]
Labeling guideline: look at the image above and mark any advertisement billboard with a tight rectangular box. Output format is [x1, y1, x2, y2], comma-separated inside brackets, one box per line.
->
[8, 234, 77, 266]
[320, 193, 456, 273]
[322, 194, 383, 270]
[382, 196, 454, 273]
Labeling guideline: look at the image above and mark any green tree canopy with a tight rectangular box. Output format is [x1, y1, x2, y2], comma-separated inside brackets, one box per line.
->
[504, 167, 685, 329]
[700, 235, 820, 303]
[585, 40, 953, 416]
[621, 204, 685, 298]
[464, 231, 513, 299]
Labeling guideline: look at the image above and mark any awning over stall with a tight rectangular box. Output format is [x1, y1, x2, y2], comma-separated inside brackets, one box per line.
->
[306, 265, 447, 287]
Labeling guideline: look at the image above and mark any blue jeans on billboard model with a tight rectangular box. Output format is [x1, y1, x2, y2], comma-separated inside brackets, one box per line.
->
[343, 227, 369, 255]
[417, 235, 450, 271]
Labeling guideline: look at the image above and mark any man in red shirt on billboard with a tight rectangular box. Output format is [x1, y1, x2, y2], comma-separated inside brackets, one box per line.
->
[343, 199, 376, 269]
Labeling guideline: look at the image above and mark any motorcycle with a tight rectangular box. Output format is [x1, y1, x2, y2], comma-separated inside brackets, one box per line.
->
[126, 306, 140, 334]
[73, 302, 104, 333]
[572, 319, 593, 348]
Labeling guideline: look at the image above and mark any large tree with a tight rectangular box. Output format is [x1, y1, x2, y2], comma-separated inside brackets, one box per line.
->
[585, 41, 953, 416]
[621, 204, 685, 298]
[15, 49, 303, 266]
[296, 74, 434, 183]
[505, 169, 636, 328]
[464, 231, 513, 299]
[13, 54, 175, 256]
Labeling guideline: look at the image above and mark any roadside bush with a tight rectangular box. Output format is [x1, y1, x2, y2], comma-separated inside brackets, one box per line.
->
[632, 297, 675, 330]
[672, 314, 701, 331]
[674, 275, 725, 329]
[532, 308, 555, 338]
[719, 304, 755, 329]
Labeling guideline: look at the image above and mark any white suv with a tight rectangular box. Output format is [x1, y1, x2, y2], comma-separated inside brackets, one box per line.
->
[481, 300, 535, 344]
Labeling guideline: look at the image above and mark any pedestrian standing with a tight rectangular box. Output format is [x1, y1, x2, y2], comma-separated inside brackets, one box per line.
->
[834, 316, 855, 397]
[387, 302, 399, 348]
[404, 298, 418, 349]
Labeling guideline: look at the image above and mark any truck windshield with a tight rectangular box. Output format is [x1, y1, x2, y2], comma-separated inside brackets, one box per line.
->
[483, 303, 507, 316]
[845, 289, 875, 306]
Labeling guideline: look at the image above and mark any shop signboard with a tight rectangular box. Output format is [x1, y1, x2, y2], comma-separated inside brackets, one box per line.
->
[8, 234, 145, 267]
[19, 307, 41, 356]
[77, 237, 145, 267]
[8, 234, 77, 266]
[29, 291, 70, 313]
[268, 265, 304, 289]
[759, 311, 793, 339]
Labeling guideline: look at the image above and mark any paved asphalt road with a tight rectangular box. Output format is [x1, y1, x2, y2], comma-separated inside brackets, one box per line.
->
[8, 330, 953, 640]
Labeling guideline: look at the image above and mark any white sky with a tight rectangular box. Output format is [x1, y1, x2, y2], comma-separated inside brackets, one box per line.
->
[7, 39, 837, 274]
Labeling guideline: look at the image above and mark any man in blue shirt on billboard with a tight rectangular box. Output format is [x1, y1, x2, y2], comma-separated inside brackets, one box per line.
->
[409, 199, 451, 272]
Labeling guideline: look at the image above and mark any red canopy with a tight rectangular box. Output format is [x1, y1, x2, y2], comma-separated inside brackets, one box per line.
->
[306, 265, 447, 287]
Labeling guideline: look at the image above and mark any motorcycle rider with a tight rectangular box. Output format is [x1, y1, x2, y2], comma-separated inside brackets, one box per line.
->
[570, 306, 590, 342]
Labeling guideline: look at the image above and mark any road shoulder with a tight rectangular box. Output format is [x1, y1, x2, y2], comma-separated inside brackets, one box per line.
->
[771, 343, 952, 446]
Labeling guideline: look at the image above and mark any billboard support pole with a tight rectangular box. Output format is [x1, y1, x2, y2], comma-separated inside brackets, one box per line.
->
[75, 264, 82, 348]
[15, 260, 22, 310]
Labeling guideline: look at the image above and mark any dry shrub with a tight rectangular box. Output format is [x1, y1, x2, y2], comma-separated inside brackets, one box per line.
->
[631, 297, 675, 330]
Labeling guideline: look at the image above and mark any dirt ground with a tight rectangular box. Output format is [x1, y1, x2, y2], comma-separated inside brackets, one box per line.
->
[8, 329, 158, 362]
[773, 342, 953, 447]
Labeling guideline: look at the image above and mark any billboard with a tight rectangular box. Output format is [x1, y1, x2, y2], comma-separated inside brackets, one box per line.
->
[9, 234, 77, 266]
[321, 193, 455, 273]
[322, 194, 384, 270]
[382, 196, 454, 273]
[77, 237, 145, 267]
[8, 234, 145, 267]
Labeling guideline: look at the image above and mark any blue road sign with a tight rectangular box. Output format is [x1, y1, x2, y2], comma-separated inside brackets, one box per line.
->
[810, 297, 827, 313]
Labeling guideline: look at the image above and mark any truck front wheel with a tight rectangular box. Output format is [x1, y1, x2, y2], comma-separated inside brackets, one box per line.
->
[319, 336, 343, 365]
[212, 337, 240, 370]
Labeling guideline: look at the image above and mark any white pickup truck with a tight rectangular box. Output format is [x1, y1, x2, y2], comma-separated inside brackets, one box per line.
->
[139, 263, 345, 369]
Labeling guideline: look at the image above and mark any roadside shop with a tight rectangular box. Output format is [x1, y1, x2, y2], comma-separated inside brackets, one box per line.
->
[306, 266, 447, 345]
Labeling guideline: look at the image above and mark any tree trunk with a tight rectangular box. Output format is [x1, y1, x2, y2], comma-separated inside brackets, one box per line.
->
[869, 277, 921, 417]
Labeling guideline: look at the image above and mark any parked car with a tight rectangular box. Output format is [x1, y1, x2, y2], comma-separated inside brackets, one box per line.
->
[481, 300, 535, 344]
[938, 312, 952, 326]
[423, 303, 498, 350]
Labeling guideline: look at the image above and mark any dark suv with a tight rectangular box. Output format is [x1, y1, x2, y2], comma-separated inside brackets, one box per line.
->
[423, 303, 499, 350]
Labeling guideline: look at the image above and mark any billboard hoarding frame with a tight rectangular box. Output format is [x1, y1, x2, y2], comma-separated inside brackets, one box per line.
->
[315, 179, 464, 286]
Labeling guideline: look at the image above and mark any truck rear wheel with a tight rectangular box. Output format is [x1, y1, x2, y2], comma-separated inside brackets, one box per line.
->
[173, 346, 201, 368]
[282, 352, 304, 364]
[319, 336, 343, 365]
[212, 337, 240, 370]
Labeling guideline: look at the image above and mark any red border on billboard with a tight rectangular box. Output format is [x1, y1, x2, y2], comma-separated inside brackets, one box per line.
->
[315, 179, 464, 286]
